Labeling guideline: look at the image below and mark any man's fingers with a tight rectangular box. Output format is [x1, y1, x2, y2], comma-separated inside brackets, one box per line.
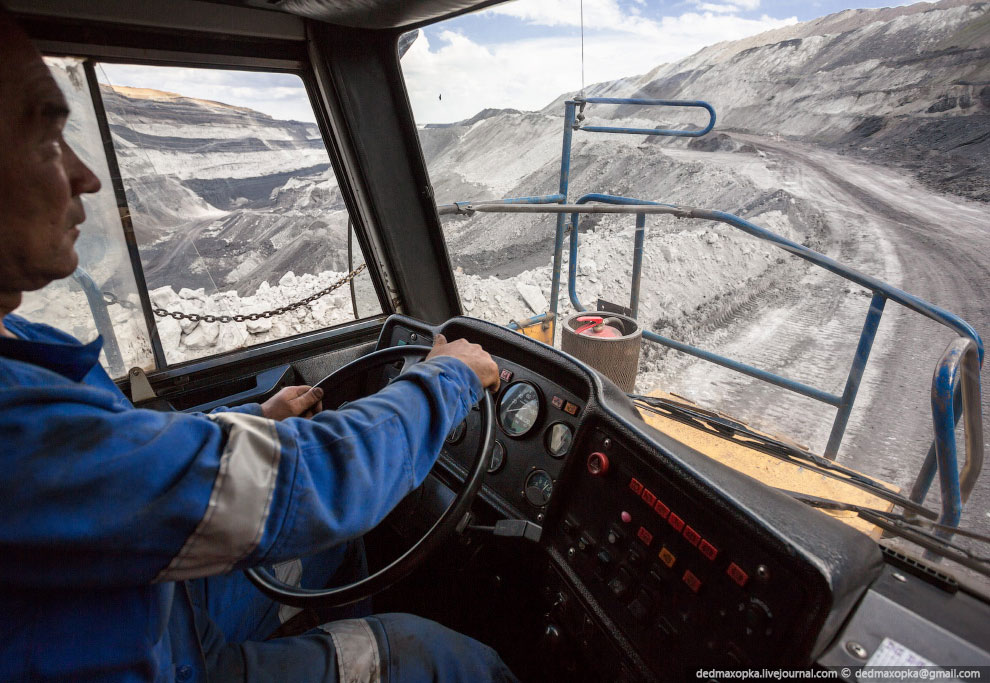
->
[433, 333, 447, 347]
[288, 386, 323, 413]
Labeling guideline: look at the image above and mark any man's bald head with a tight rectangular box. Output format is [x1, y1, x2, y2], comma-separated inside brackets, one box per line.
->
[0, 5, 100, 322]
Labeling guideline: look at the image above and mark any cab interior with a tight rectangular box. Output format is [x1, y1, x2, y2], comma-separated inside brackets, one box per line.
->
[8, 0, 990, 680]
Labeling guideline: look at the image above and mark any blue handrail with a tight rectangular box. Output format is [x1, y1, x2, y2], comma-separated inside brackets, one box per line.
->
[440, 96, 984, 530]
[919, 337, 984, 537]
[575, 97, 716, 138]
[72, 267, 125, 378]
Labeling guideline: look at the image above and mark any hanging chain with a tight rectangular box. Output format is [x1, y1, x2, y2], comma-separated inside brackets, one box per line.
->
[152, 264, 367, 324]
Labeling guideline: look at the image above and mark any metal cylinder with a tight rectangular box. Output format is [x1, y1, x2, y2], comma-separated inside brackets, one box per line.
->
[561, 311, 641, 392]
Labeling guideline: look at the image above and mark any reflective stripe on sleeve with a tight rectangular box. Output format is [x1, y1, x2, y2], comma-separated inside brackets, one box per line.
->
[155, 412, 282, 582]
[321, 619, 382, 683]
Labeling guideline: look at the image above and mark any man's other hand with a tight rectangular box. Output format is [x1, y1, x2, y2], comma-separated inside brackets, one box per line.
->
[261, 385, 324, 420]
[426, 334, 499, 391]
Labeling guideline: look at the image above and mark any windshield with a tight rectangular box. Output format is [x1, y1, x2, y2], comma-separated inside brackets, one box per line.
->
[400, 1, 990, 588]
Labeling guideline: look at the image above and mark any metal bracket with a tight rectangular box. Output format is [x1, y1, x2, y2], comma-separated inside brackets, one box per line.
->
[128, 366, 157, 403]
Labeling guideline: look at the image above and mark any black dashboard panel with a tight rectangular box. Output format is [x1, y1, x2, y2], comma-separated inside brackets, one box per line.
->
[378, 315, 885, 680]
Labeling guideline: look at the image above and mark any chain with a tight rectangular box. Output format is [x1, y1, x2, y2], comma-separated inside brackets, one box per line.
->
[152, 264, 367, 324]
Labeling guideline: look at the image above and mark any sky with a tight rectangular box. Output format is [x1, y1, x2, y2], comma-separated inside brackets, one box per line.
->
[97, 0, 927, 125]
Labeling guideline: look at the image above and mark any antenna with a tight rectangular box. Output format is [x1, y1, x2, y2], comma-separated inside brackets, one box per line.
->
[580, 0, 585, 97]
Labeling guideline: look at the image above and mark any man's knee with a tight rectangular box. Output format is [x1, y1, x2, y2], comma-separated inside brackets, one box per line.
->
[365, 613, 518, 683]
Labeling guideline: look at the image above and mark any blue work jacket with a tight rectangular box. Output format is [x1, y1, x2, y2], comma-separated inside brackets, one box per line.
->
[0, 314, 481, 681]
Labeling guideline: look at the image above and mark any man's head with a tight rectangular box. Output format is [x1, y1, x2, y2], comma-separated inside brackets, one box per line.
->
[0, 8, 101, 302]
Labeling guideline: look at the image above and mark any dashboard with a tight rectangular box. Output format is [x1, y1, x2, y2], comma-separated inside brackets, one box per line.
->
[377, 315, 988, 681]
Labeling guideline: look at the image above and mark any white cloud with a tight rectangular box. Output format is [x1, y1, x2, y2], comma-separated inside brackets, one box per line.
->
[689, 0, 762, 13]
[402, 7, 797, 123]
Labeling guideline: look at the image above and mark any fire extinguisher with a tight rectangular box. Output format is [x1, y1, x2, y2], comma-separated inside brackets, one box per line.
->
[573, 315, 622, 338]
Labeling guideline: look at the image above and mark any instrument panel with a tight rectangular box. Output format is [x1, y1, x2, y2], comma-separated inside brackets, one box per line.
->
[379, 315, 885, 679]
[441, 358, 585, 522]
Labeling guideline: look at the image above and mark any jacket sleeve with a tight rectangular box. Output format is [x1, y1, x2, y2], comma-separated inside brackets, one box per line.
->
[0, 356, 481, 587]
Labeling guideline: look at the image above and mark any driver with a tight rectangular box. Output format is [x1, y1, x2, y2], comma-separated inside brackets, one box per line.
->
[0, 8, 519, 682]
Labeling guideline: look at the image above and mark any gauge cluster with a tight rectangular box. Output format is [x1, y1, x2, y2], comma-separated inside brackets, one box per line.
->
[440, 358, 584, 522]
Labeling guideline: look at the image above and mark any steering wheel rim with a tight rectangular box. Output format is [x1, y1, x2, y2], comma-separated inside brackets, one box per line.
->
[244, 345, 494, 608]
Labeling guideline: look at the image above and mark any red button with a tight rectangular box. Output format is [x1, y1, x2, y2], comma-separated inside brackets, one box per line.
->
[653, 500, 670, 519]
[683, 526, 701, 547]
[636, 526, 653, 546]
[667, 513, 685, 532]
[683, 570, 701, 593]
[629, 478, 643, 495]
[551, 395, 564, 409]
[499, 368, 514, 382]
[727, 562, 749, 587]
[641, 489, 657, 507]
[699, 540, 718, 561]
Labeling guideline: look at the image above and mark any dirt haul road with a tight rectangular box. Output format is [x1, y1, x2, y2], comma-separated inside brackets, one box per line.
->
[650, 134, 990, 586]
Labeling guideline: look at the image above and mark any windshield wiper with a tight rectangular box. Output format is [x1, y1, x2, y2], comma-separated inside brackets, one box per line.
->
[630, 394, 936, 520]
[779, 489, 990, 579]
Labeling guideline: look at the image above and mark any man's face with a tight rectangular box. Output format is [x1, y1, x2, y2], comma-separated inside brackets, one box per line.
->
[0, 23, 101, 293]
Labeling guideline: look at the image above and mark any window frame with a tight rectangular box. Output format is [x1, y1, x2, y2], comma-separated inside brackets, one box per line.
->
[22, 14, 396, 390]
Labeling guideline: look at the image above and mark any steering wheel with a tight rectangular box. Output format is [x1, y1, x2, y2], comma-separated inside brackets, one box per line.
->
[244, 345, 494, 608]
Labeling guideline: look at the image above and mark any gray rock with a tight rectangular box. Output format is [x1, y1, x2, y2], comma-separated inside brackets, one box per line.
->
[516, 282, 549, 314]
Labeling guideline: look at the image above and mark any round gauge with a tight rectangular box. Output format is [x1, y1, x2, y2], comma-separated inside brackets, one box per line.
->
[544, 422, 573, 459]
[487, 440, 506, 474]
[524, 469, 554, 507]
[445, 419, 466, 445]
[498, 382, 541, 437]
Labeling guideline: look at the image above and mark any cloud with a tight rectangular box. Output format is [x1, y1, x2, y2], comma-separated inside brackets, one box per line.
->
[688, 0, 761, 12]
[402, 7, 797, 123]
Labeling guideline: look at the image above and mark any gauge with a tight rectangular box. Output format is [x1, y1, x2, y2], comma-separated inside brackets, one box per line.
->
[524, 469, 554, 507]
[445, 419, 466, 445]
[544, 422, 573, 459]
[487, 440, 506, 474]
[498, 382, 541, 437]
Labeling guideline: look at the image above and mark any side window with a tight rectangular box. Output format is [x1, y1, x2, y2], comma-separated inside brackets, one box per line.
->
[20, 58, 156, 379]
[95, 64, 382, 365]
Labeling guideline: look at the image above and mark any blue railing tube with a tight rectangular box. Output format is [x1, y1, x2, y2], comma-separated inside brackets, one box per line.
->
[823, 292, 887, 459]
[929, 337, 984, 532]
[630, 213, 646, 318]
[71, 267, 125, 377]
[548, 101, 578, 324]
[575, 97, 716, 138]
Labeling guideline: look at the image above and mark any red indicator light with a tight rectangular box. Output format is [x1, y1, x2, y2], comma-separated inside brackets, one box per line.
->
[636, 526, 653, 546]
[683, 570, 701, 593]
[683, 526, 701, 547]
[699, 540, 718, 561]
[667, 513, 685, 532]
[641, 489, 657, 507]
[551, 395, 564, 409]
[620, 511, 632, 524]
[727, 562, 749, 587]
[629, 478, 643, 495]
[653, 500, 670, 519]
[499, 368, 514, 382]
[563, 401, 579, 415]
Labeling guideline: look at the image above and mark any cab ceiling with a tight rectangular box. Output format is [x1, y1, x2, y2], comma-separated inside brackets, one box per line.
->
[266, 0, 509, 29]
[8, 0, 510, 35]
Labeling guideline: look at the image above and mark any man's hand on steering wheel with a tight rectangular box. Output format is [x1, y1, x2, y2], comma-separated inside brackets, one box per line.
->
[426, 334, 500, 392]
[261, 385, 325, 420]
[261, 335, 497, 423]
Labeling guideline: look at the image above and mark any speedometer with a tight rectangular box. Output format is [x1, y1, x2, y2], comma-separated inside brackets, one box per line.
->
[498, 382, 541, 437]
